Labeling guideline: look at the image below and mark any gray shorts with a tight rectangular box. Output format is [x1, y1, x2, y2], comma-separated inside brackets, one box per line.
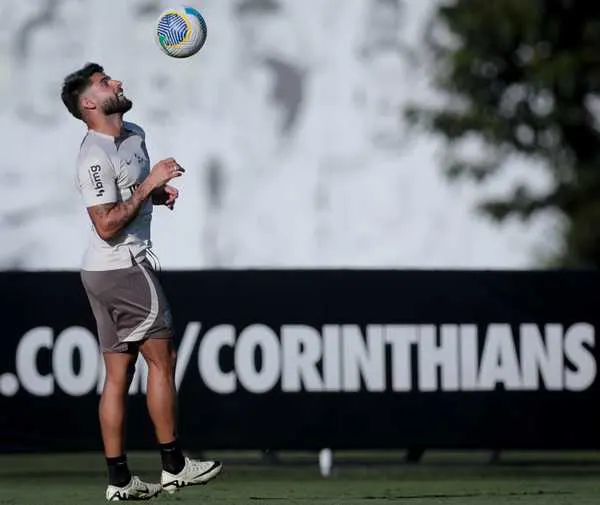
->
[81, 260, 174, 353]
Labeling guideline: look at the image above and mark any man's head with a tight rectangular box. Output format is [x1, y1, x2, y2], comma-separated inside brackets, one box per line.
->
[61, 63, 132, 122]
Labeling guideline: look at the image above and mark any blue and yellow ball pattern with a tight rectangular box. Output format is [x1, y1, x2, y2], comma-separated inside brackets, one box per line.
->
[155, 6, 207, 58]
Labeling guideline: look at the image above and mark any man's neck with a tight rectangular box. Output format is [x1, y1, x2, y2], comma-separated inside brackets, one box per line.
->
[88, 114, 124, 138]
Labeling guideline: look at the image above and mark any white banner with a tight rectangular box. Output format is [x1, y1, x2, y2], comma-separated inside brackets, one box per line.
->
[1, 321, 595, 397]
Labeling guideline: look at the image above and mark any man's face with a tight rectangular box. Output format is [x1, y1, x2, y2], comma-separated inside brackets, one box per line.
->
[84, 72, 133, 116]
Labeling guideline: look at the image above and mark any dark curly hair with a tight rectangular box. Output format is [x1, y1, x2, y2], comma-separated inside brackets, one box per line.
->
[61, 62, 104, 120]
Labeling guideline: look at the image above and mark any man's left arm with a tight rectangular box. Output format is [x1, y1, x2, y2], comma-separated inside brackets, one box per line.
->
[135, 128, 179, 209]
[152, 184, 179, 209]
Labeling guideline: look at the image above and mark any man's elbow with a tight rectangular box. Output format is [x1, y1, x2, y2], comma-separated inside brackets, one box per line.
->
[95, 224, 118, 241]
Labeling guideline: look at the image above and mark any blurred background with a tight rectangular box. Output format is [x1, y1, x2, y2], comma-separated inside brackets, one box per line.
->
[3, 1, 600, 503]
[0, 0, 576, 271]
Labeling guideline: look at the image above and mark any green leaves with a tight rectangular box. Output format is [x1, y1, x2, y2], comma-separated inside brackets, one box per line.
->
[409, 1, 600, 266]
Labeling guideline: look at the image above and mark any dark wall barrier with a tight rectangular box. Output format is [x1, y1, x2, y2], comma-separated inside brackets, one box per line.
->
[0, 270, 598, 453]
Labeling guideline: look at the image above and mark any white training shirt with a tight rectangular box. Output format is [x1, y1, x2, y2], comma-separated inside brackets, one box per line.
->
[76, 122, 153, 271]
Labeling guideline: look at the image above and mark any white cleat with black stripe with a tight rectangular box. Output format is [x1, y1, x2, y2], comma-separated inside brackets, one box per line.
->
[161, 457, 222, 494]
[106, 476, 162, 501]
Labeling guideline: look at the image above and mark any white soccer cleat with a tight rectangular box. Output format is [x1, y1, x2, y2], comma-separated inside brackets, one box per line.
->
[105, 475, 162, 501]
[161, 457, 222, 494]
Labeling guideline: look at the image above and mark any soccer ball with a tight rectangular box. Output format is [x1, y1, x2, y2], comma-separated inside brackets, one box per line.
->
[155, 6, 207, 58]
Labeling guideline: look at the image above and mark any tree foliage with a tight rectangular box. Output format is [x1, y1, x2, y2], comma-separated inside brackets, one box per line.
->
[408, 0, 600, 267]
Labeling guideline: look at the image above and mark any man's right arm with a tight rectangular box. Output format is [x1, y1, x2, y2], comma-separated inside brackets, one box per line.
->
[86, 179, 156, 241]
[78, 154, 184, 241]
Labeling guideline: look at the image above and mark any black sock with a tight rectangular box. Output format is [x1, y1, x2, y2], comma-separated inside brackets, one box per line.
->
[160, 439, 185, 474]
[106, 455, 132, 487]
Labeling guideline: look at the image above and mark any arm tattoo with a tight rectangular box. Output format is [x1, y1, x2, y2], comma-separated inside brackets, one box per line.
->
[87, 180, 154, 240]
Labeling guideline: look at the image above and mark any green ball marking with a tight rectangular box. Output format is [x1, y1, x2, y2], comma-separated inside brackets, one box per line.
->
[159, 33, 169, 49]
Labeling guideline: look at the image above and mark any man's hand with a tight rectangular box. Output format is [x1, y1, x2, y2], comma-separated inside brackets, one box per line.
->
[163, 185, 179, 210]
[152, 185, 179, 210]
[148, 158, 185, 189]
[86, 158, 184, 241]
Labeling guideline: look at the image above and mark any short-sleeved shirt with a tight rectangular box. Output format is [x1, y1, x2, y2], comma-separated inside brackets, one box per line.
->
[76, 122, 153, 271]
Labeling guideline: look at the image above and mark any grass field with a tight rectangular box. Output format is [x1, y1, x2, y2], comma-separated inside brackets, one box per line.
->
[2, 451, 600, 504]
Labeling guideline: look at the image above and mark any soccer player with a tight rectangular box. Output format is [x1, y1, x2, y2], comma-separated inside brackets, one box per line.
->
[61, 63, 222, 501]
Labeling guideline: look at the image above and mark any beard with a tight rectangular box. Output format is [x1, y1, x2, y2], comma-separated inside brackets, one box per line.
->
[102, 94, 133, 115]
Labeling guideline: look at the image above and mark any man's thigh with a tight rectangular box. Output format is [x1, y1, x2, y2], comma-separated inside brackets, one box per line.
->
[82, 261, 174, 353]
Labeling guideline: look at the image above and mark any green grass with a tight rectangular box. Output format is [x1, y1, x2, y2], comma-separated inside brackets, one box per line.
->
[1, 452, 600, 504]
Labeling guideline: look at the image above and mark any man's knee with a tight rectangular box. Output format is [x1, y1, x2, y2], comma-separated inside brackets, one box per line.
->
[141, 337, 176, 373]
[162, 346, 177, 373]
[103, 352, 138, 388]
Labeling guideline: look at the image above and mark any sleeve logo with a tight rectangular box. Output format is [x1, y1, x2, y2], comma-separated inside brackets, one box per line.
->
[88, 165, 105, 197]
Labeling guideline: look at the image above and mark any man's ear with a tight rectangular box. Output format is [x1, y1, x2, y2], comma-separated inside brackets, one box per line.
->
[80, 95, 96, 113]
